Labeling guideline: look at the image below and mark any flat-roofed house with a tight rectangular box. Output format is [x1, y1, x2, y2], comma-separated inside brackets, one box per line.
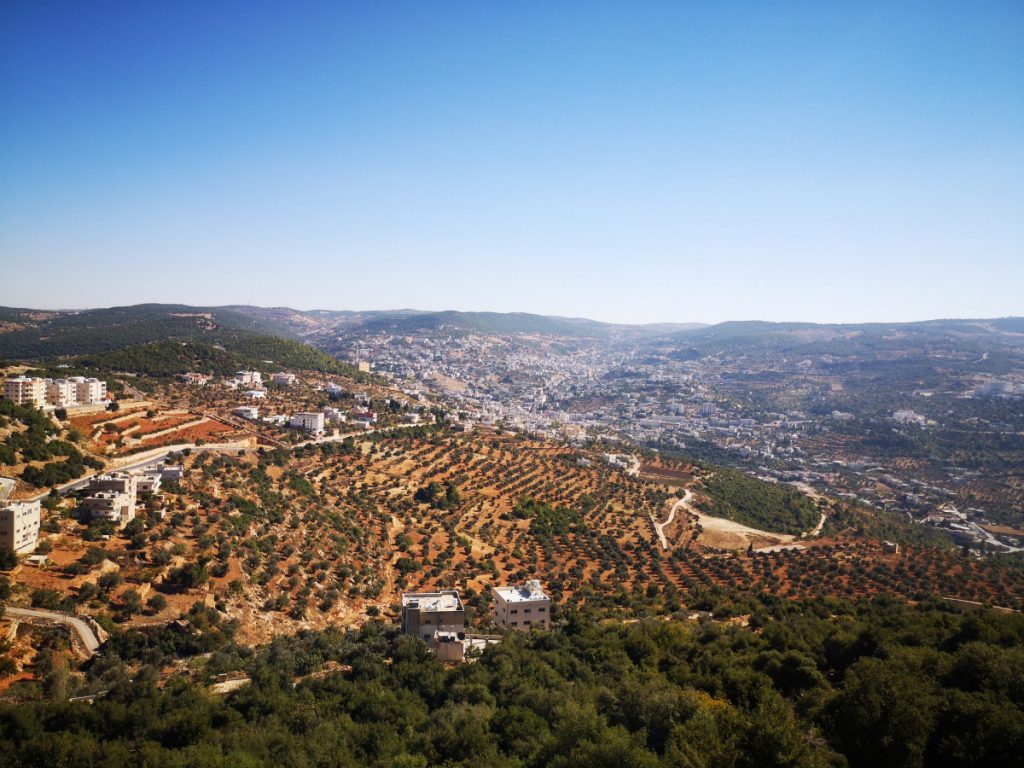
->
[401, 590, 465, 643]
[492, 580, 551, 631]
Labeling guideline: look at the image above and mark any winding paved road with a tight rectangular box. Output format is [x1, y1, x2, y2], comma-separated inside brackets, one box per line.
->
[4, 607, 101, 654]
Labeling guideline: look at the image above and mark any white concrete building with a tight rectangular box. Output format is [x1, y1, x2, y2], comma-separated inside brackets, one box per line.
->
[83, 473, 137, 528]
[401, 591, 465, 642]
[181, 373, 211, 386]
[271, 372, 296, 386]
[70, 377, 107, 405]
[3, 377, 46, 407]
[492, 580, 551, 631]
[290, 412, 325, 434]
[46, 379, 78, 407]
[242, 389, 266, 400]
[82, 492, 135, 527]
[234, 405, 260, 420]
[133, 469, 162, 495]
[323, 407, 347, 424]
[160, 464, 184, 482]
[236, 371, 262, 386]
[0, 499, 41, 554]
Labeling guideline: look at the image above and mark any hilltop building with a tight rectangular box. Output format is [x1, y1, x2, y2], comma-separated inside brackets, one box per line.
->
[492, 580, 551, 631]
[0, 499, 41, 553]
[401, 590, 465, 643]
[271, 372, 296, 386]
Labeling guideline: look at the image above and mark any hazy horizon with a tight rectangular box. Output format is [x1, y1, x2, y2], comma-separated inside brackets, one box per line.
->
[3, 299, 1022, 330]
[2, 3, 1022, 323]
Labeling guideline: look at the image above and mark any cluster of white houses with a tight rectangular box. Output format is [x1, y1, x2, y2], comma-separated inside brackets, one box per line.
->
[400, 581, 551, 662]
[183, 370, 298, 390]
[3, 376, 107, 409]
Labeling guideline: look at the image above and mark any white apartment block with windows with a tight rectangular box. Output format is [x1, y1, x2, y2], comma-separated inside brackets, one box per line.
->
[3, 377, 46, 407]
[0, 499, 41, 553]
[3, 376, 106, 408]
[271, 372, 296, 386]
[492, 580, 551, 631]
[290, 412, 325, 434]
[46, 379, 78, 407]
[70, 377, 107, 405]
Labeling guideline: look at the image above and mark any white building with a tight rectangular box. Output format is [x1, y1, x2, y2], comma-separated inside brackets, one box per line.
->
[46, 379, 78, 407]
[160, 464, 184, 482]
[492, 580, 551, 631]
[133, 469, 162, 495]
[181, 372, 211, 386]
[242, 389, 266, 400]
[323, 407, 347, 424]
[3, 377, 46, 407]
[290, 412, 325, 434]
[401, 591, 465, 643]
[236, 371, 262, 386]
[82, 492, 135, 527]
[0, 499, 41, 554]
[70, 377, 107, 405]
[83, 473, 137, 528]
[271, 372, 296, 386]
[325, 382, 345, 398]
[234, 405, 260, 420]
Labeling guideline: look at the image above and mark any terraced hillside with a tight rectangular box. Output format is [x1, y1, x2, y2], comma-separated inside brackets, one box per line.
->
[10, 429, 1022, 652]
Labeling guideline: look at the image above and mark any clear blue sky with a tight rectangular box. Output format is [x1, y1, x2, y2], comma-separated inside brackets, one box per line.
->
[1, 1, 1022, 324]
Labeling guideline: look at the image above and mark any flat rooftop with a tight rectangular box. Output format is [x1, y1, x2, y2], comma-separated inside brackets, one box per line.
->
[494, 580, 549, 603]
[402, 591, 463, 612]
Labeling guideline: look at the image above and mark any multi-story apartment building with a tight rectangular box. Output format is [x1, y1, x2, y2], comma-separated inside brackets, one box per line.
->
[289, 412, 325, 434]
[3, 376, 106, 408]
[401, 591, 465, 642]
[3, 377, 47, 407]
[71, 377, 107, 405]
[492, 580, 551, 631]
[0, 499, 41, 553]
[82, 473, 137, 528]
[271, 372, 296, 386]
[46, 379, 78, 407]
[82, 492, 135, 527]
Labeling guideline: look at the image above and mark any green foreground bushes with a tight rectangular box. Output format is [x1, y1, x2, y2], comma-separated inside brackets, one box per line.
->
[0, 597, 1021, 767]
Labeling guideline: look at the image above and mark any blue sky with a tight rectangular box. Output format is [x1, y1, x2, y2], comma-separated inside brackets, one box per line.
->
[1, 1, 1022, 324]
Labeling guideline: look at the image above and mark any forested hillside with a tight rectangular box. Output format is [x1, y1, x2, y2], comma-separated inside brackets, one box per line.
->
[700, 467, 820, 535]
[66, 336, 365, 379]
[0, 598, 1020, 767]
[0, 305, 296, 359]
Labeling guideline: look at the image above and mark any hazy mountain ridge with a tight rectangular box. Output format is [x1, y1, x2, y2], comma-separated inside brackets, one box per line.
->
[2, 303, 1022, 362]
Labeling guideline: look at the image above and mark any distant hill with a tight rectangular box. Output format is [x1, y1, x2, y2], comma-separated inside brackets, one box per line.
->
[356, 310, 618, 337]
[0, 304, 301, 360]
[62, 335, 366, 379]
[659, 318, 1024, 356]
